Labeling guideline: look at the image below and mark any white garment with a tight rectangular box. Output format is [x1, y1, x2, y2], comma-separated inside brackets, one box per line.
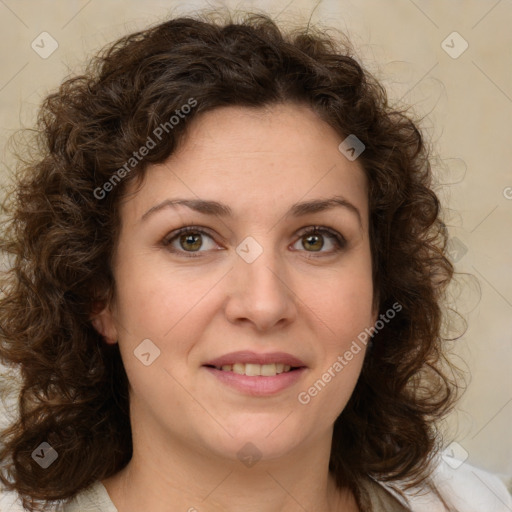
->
[384, 460, 512, 512]
[1, 461, 511, 511]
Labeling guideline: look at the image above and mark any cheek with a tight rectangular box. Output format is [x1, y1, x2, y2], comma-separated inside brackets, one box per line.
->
[306, 268, 375, 346]
[301, 261, 374, 411]
[111, 260, 223, 384]
[299, 285, 372, 420]
[113, 256, 211, 335]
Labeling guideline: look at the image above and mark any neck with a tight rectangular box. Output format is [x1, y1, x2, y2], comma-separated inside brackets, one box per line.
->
[102, 420, 358, 512]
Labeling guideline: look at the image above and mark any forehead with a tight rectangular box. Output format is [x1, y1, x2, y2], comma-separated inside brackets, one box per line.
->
[120, 103, 369, 226]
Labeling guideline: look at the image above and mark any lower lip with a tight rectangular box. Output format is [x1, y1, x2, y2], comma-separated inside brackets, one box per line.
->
[203, 366, 307, 396]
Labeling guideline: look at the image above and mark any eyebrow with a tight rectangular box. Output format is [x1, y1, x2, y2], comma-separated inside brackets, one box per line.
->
[140, 196, 362, 226]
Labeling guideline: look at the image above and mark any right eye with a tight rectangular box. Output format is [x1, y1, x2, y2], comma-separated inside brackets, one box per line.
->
[161, 226, 222, 258]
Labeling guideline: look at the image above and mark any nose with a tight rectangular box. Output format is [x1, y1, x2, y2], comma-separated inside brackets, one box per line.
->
[224, 243, 298, 332]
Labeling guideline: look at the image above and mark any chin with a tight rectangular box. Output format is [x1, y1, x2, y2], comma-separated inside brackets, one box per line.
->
[196, 418, 306, 462]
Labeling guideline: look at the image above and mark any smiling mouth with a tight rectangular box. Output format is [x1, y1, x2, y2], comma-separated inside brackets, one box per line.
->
[204, 363, 302, 377]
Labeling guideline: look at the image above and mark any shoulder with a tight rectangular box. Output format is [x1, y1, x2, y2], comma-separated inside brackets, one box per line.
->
[0, 486, 24, 511]
[375, 458, 512, 512]
[60, 481, 118, 512]
[0, 481, 118, 512]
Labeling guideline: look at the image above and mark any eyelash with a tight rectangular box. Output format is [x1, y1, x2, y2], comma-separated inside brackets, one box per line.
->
[161, 225, 347, 259]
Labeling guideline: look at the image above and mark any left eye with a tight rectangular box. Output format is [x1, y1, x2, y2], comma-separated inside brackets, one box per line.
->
[291, 227, 346, 255]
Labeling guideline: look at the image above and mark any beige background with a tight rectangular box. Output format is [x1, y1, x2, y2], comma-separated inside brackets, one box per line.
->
[0, 0, 511, 506]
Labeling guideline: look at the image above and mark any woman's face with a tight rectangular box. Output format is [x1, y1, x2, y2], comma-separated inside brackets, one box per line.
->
[94, 103, 377, 463]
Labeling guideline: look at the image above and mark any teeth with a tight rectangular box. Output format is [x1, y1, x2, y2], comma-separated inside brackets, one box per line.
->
[217, 363, 295, 376]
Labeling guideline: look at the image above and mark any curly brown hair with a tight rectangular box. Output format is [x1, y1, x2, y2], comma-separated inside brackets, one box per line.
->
[0, 10, 462, 511]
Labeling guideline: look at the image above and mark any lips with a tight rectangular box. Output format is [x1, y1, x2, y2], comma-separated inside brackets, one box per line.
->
[204, 365, 307, 395]
[203, 350, 307, 369]
[202, 351, 308, 395]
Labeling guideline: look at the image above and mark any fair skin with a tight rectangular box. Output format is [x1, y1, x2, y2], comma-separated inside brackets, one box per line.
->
[93, 103, 378, 512]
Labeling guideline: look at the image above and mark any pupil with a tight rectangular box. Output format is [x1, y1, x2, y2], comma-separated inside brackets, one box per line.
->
[304, 234, 323, 251]
[181, 233, 201, 251]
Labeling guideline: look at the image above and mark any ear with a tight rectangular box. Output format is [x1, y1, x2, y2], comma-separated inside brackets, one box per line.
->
[90, 302, 119, 345]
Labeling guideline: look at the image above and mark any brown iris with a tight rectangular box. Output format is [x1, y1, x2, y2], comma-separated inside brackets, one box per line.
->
[180, 232, 202, 251]
[302, 232, 324, 251]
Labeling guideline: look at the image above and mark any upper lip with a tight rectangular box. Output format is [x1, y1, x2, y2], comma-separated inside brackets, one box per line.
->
[204, 351, 307, 368]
